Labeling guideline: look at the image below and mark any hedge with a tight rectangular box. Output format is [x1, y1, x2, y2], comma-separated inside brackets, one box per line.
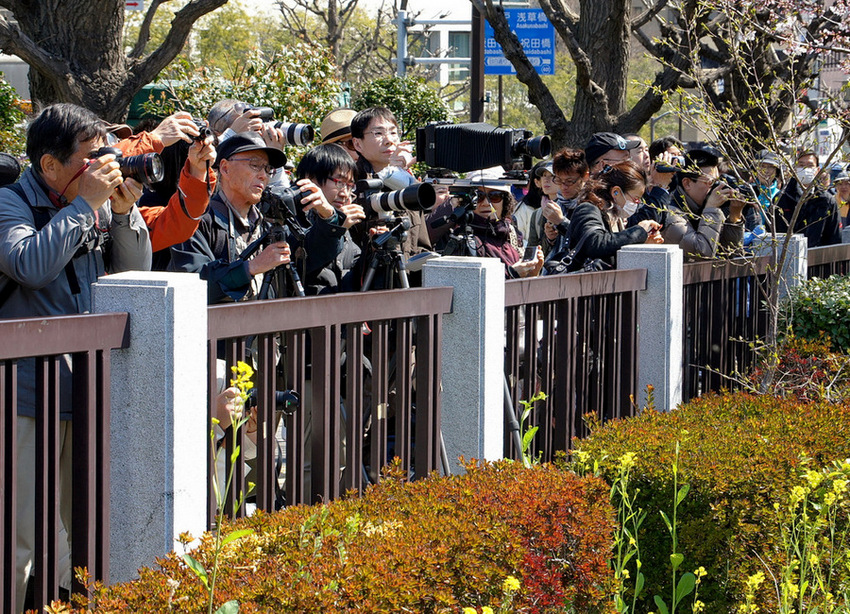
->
[72, 461, 617, 613]
[572, 392, 850, 613]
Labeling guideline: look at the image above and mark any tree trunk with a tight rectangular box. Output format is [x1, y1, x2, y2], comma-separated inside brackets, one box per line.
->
[0, 0, 228, 121]
[570, 0, 630, 140]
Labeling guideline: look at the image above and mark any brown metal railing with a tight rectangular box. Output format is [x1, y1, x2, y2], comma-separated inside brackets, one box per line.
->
[681, 256, 771, 402]
[207, 287, 453, 521]
[0, 313, 130, 613]
[503, 269, 647, 460]
[807, 243, 850, 279]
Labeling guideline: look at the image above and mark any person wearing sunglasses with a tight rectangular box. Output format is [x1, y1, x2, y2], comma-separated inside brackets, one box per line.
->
[557, 160, 663, 273]
[461, 169, 544, 279]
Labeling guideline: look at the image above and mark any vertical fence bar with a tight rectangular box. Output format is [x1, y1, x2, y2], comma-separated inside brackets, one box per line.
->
[1, 360, 17, 613]
[71, 351, 96, 598]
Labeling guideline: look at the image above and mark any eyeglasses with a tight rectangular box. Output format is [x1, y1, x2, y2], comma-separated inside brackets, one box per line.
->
[475, 190, 505, 203]
[327, 175, 355, 191]
[694, 175, 717, 187]
[229, 158, 273, 175]
[553, 175, 582, 186]
[363, 128, 399, 140]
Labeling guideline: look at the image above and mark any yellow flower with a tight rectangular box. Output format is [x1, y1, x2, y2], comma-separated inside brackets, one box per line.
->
[695, 566, 707, 579]
[833, 479, 848, 493]
[790, 485, 807, 505]
[502, 575, 520, 593]
[808, 553, 820, 566]
[693, 599, 705, 613]
[824, 491, 837, 506]
[746, 571, 765, 589]
[482, 608, 495, 614]
[619, 452, 637, 469]
[805, 470, 823, 488]
[462, 608, 478, 614]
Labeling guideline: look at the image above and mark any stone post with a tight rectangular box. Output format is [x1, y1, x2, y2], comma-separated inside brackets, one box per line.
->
[92, 272, 208, 584]
[618, 245, 684, 412]
[423, 257, 505, 474]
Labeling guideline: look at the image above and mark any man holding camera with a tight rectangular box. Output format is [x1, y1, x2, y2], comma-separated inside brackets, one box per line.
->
[350, 107, 433, 265]
[0, 103, 151, 611]
[169, 132, 345, 304]
[630, 147, 744, 260]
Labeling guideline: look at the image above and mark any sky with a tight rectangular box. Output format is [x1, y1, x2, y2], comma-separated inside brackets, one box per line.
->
[251, 0, 470, 21]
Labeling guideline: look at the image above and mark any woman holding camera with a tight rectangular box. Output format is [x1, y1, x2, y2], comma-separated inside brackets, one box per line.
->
[558, 161, 662, 272]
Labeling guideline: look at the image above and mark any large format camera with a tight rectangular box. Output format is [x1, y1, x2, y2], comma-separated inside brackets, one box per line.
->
[355, 178, 436, 216]
[238, 104, 314, 147]
[94, 146, 164, 186]
[415, 122, 550, 173]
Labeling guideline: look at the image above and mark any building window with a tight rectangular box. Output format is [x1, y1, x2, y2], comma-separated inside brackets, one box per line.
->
[448, 31, 471, 82]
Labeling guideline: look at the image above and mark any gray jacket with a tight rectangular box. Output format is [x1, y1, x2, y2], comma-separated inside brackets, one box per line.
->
[0, 167, 152, 417]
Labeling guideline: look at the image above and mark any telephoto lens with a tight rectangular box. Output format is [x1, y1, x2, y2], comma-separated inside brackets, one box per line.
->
[272, 122, 315, 147]
[94, 146, 164, 186]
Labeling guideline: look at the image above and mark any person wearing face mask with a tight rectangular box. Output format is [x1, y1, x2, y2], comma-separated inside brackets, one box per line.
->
[775, 150, 842, 247]
[559, 160, 662, 272]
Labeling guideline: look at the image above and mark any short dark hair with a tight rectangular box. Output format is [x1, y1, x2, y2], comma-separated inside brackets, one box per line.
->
[350, 107, 398, 139]
[27, 103, 105, 174]
[797, 150, 819, 166]
[648, 136, 683, 160]
[296, 143, 356, 184]
[552, 148, 588, 177]
[577, 160, 647, 212]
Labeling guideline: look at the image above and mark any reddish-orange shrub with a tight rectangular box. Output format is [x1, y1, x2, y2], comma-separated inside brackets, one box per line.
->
[72, 461, 616, 613]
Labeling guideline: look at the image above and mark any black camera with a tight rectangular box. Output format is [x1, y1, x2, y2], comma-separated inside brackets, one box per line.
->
[94, 146, 164, 186]
[238, 104, 275, 121]
[236, 104, 314, 147]
[654, 155, 686, 173]
[719, 174, 757, 203]
[259, 185, 311, 231]
[356, 178, 436, 215]
[371, 215, 412, 251]
[191, 118, 214, 143]
[416, 122, 550, 173]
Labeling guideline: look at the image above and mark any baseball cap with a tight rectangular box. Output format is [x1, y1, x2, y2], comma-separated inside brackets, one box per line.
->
[215, 131, 287, 169]
[534, 161, 554, 178]
[585, 132, 640, 166]
[756, 149, 781, 168]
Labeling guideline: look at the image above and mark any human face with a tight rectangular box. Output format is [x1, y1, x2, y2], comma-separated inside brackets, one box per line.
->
[683, 167, 719, 206]
[554, 171, 586, 200]
[537, 171, 559, 199]
[432, 183, 451, 208]
[42, 136, 106, 202]
[592, 149, 631, 172]
[352, 117, 399, 172]
[474, 188, 506, 218]
[629, 138, 651, 172]
[611, 185, 644, 213]
[756, 163, 776, 185]
[220, 149, 271, 209]
[319, 170, 355, 209]
[836, 180, 850, 201]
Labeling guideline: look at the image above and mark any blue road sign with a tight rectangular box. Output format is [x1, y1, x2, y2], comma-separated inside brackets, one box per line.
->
[484, 8, 555, 76]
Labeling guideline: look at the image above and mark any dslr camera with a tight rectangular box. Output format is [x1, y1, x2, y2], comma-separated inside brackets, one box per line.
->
[356, 178, 436, 216]
[236, 104, 314, 147]
[93, 146, 164, 186]
[259, 185, 311, 233]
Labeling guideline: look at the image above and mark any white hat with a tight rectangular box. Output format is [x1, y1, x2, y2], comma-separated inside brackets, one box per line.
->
[464, 166, 511, 192]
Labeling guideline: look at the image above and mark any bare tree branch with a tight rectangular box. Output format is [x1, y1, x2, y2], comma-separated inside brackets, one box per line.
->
[130, 0, 166, 59]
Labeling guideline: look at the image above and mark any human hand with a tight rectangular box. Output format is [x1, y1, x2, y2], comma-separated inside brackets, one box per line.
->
[541, 199, 565, 225]
[248, 240, 291, 276]
[512, 247, 544, 277]
[109, 177, 142, 215]
[638, 219, 663, 243]
[215, 386, 241, 430]
[77, 154, 124, 210]
[295, 178, 335, 220]
[231, 108, 263, 134]
[389, 141, 415, 169]
[261, 123, 286, 150]
[186, 135, 216, 180]
[705, 183, 734, 210]
[338, 203, 366, 229]
[649, 151, 678, 189]
[150, 111, 199, 147]
[543, 221, 559, 241]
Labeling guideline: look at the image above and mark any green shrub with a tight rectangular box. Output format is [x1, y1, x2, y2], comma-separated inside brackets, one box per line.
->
[352, 75, 452, 141]
[571, 393, 850, 614]
[783, 275, 850, 352]
[75, 461, 616, 613]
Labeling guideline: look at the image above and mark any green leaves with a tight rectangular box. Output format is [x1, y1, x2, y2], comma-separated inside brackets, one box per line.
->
[352, 76, 452, 141]
[183, 553, 210, 589]
[220, 528, 253, 548]
[214, 600, 239, 614]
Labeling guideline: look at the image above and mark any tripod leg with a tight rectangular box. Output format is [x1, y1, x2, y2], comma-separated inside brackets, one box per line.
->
[360, 256, 379, 292]
[503, 375, 523, 456]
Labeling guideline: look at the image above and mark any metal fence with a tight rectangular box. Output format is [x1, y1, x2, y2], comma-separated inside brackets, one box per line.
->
[0, 313, 130, 613]
[681, 256, 772, 402]
[503, 269, 647, 461]
[807, 243, 850, 279]
[207, 286, 453, 520]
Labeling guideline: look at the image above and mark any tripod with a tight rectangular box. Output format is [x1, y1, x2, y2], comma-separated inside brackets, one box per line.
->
[360, 216, 412, 292]
[239, 222, 306, 299]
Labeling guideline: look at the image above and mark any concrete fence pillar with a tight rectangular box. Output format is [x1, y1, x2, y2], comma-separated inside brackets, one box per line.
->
[752, 233, 808, 294]
[92, 272, 208, 584]
[618, 245, 684, 412]
[423, 257, 505, 474]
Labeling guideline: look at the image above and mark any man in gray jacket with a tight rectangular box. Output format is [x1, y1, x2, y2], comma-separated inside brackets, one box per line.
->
[0, 103, 151, 611]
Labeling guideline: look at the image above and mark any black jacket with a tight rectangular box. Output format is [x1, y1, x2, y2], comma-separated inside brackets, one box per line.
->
[564, 202, 648, 271]
[775, 179, 841, 248]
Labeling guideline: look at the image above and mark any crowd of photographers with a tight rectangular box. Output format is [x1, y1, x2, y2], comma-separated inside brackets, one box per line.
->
[2, 97, 848, 611]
